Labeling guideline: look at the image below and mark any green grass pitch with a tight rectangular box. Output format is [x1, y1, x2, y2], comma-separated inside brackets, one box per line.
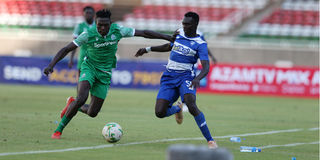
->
[0, 84, 318, 160]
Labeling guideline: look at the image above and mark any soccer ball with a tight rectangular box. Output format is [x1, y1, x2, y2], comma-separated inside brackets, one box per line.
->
[102, 122, 123, 143]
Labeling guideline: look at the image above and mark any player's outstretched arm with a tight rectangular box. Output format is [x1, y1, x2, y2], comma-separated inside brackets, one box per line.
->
[44, 42, 77, 76]
[191, 60, 209, 88]
[68, 49, 77, 68]
[134, 30, 174, 42]
[135, 43, 172, 57]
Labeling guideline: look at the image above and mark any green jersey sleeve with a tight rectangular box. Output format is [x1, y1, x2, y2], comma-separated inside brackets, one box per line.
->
[118, 25, 135, 38]
[73, 32, 88, 47]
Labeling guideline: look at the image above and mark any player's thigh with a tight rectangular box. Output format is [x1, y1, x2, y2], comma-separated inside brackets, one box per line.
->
[87, 82, 108, 117]
[157, 84, 180, 106]
[76, 80, 91, 104]
[179, 79, 197, 103]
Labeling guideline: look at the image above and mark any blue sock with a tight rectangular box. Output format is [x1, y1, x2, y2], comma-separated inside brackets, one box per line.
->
[166, 105, 181, 117]
[194, 112, 214, 141]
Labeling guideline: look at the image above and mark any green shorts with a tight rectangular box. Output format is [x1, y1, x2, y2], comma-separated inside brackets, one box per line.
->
[79, 61, 112, 99]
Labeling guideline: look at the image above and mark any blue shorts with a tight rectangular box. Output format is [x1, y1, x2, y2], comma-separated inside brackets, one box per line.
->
[157, 70, 196, 106]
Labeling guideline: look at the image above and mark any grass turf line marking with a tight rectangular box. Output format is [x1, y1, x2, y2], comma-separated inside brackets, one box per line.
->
[308, 127, 319, 131]
[260, 141, 320, 149]
[0, 127, 318, 156]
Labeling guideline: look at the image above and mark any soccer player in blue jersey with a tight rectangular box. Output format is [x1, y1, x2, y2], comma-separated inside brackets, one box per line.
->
[175, 28, 217, 65]
[135, 12, 218, 149]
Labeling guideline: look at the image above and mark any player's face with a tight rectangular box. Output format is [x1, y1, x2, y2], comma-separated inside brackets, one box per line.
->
[182, 17, 196, 34]
[84, 9, 95, 23]
[96, 18, 111, 36]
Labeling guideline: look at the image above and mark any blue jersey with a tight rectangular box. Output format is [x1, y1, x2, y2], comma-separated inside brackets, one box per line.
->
[166, 29, 209, 71]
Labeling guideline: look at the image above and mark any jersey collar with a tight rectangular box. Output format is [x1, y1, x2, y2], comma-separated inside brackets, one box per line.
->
[95, 27, 110, 39]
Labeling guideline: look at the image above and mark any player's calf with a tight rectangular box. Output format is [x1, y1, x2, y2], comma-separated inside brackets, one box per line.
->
[87, 110, 99, 117]
[86, 96, 104, 117]
[60, 96, 75, 118]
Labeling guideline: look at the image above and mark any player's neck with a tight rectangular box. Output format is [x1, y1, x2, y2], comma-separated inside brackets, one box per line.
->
[86, 19, 94, 25]
[185, 31, 197, 38]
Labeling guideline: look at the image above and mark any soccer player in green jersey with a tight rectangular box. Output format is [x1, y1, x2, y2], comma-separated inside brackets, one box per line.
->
[68, 6, 96, 74]
[43, 9, 174, 139]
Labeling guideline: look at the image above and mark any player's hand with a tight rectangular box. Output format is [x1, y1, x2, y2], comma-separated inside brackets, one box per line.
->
[68, 60, 73, 69]
[191, 78, 200, 89]
[43, 66, 53, 76]
[173, 30, 179, 37]
[171, 30, 180, 42]
[135, 48, 148, 57]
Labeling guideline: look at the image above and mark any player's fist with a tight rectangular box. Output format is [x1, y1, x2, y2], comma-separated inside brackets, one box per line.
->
[43, 66, 53, 76]
[191, 78, 200, 89]
[135, 48, 147, 57]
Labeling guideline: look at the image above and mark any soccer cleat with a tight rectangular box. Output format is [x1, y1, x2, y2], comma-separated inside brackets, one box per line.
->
[60, 96, 75, 118]
[175, 102, 183, 124]
[208, 140, 218, 149]
[51, 131, 62, 139]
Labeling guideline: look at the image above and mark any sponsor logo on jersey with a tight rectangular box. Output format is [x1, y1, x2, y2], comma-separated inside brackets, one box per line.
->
[172, 44, 191, 55]
[94, 41, 117, 48]
[172, 42, 196, 56]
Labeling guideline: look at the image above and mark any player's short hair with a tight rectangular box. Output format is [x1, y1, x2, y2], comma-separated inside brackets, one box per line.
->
[184, 12, 199, 25]
[96, 9, 112, 19]
[83, 6, 95, 12]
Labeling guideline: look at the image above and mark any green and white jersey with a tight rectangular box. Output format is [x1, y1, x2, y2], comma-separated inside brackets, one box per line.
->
[73, 23, 135, 71]
[73, 21, 96, 38]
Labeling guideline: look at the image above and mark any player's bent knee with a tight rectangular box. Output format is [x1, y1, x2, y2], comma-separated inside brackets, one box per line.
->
[155, 111, 166, 118]
[87, 111, 98, 117]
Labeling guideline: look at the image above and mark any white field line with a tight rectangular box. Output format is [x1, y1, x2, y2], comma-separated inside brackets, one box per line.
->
[260, 141, 320, 149]
[0, 127, 318, 156]
[308, 127, 319, 131]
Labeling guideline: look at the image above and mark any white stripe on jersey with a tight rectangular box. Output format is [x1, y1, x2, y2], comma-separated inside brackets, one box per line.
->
[72, 40, 80, 47]
[166, 59, 193, 71]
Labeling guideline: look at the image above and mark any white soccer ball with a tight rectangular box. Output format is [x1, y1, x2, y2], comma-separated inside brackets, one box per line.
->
[102, 122, 123, 143]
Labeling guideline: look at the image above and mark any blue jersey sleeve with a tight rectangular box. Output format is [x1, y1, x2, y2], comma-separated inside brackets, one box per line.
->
[198, 43, 209, 61]
[200, 35, 206, 41]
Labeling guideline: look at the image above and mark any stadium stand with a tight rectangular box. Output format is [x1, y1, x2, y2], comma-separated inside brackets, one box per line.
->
[119, 0, 270, 35]
[0, 0, 317, 67]
[0, 0, 109, 28]
[241, 0, 319, 40]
